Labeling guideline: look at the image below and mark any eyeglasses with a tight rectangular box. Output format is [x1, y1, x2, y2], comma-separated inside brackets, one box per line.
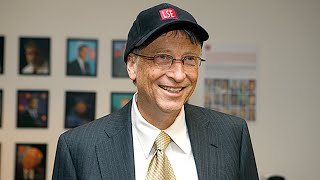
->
[132, 52, 205, 69]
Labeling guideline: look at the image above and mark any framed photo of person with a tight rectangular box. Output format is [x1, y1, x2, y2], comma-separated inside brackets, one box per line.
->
[112, 40, 128, 78]
[66, 38, 98, 77]
[15, 143, 47, 180]
[0, 144, 1, 178]
[0, 89, 2, 128]
[111, 92, 134, 113]
[17, 90, 49, 128]
[65, 91, 96, 128]
[0, 36, 4, 74]
[19, 37, 50, 75]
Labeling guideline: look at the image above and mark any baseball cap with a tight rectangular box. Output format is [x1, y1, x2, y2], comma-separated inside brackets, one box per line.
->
[124, 3, 209, 63]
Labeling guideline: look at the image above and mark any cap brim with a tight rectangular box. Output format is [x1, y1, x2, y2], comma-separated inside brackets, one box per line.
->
[135, 20, 209, 48]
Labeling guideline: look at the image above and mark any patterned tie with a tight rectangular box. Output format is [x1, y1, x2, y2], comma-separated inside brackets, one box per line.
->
[146, 131, 176, 180]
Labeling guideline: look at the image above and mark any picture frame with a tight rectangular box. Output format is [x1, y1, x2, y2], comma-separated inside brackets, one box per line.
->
[0, 89, 2, 128]
[66, 38, 98, 77]
[19, 37, 50, 75]
[65, 91, 96, 128]
[15, 143, 47, 180]
[0, 143, 1, 180]
[0, 143, 1, 178]
[17, 90, 49, 128]
[0, 36, 4, 74]
[111, 92, 134, 113]
[112, 40, 128, 78]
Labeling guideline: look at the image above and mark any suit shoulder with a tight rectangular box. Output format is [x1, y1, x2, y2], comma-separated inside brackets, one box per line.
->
[59, 114, 111, 144]
[185, 104, 246, 128]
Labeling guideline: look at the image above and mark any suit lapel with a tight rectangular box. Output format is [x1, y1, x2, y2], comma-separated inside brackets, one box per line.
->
[95, 102, 135, 180]
[185, 104, 220, 180]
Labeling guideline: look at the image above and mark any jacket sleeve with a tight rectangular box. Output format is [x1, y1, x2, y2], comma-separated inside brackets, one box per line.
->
[239, 120, 259, 180]
[52, 134, 78, 180]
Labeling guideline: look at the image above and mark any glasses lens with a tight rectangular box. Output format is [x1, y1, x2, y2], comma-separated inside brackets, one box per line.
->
[154, 54, 172, 67]
[184, 56, 199, 66]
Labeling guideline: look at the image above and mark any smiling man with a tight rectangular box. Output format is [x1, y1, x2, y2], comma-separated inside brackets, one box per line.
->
[53, 3, 258, 180]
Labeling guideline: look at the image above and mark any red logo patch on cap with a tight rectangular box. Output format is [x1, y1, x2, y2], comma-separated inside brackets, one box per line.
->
[159, 8, 178, 20]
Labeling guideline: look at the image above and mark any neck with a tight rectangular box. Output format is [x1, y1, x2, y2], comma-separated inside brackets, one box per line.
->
[136, 98, 181, 130]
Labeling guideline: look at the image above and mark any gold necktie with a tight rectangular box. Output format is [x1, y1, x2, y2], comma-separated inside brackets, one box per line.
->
[146, 131, 176, 180]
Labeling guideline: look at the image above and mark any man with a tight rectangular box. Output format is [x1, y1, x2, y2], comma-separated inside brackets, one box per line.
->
[53, 3, 258, 180]
[16, 147, 45, 180]
[18, 97, 47, 128]
[21, 41, 49, 75]
[67, 45, 91, 76]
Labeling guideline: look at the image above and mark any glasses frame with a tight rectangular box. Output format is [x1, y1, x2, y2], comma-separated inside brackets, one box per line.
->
[132, 52, 205, 68]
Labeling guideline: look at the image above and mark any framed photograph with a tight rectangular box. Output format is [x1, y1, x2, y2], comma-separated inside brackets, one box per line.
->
[112, 40, 128, 78]
[0, 144, 1, 178]
[19, 37, 50, 75]
[17, 90, 49, 128]
[66, 38, 98, 77]
[204, 79, 256, 121]
[0, 36, 4, 74]
[111, 92, 134, 113]
[15, 143, 47, 180]
[65, 91, 96, 128]
[0, 89, 2, 128]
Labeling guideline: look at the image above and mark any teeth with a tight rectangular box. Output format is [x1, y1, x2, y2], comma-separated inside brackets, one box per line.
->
[160, 85, 182, 92]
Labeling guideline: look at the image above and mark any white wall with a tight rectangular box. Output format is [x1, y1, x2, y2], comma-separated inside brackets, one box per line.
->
[0, 0, 319, 179]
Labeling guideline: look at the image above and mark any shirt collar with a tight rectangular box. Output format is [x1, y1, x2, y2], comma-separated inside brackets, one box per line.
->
[131, 92, 189, 158]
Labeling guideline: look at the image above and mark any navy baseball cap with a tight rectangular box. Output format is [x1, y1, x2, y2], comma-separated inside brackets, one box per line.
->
[124, 3, 209, 63]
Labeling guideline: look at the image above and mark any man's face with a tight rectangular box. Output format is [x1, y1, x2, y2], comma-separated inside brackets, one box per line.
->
[79, 47, 89, 60]
[22, 148, 43, 169]
[128, 30, 201, 115]
[29, 98, 39, 109]
[25, 47, 39, 64]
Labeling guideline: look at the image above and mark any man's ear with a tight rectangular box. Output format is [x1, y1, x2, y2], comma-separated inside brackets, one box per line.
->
[126, 54, 137, 81]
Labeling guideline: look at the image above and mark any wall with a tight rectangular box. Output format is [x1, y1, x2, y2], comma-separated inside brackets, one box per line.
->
[0, 0, 319, 179]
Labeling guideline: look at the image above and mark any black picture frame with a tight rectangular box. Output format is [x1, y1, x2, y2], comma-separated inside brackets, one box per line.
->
[66, 38, 98, 77]
[15, 143, 47, 180]
[0, 89, 2, 128]
[111, 92, 134, 113]
[0, 36, 4, 74]
[112, 40, 128, 78]
[16, 90, 49, 128]
[0, 143, 1, 177]
[65, 91, 96, 128]
[19, 37, 50, 76]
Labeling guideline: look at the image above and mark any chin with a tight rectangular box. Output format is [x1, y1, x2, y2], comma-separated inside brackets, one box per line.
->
[158, 100, 185, 113]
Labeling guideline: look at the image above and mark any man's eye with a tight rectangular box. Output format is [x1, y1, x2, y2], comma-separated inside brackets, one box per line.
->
[158, 54, 171, 60]
[184, 56, 196, 61]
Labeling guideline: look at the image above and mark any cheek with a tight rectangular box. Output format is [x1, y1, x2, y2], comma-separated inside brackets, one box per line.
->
[188, 71, 199, 83]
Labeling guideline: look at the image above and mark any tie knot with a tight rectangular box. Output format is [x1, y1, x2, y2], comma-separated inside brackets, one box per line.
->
[154, 131, 171, 151]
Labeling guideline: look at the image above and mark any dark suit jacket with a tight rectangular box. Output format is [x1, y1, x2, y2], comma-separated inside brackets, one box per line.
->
[15, 164, 45, 180]
[53, 102, 258, 180]
[18, 111, 47, 128]
[67, 59, 91, 76]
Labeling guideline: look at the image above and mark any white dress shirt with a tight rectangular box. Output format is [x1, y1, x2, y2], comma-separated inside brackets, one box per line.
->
[77, 58, 86, 74]
[131, 93, 198, 180]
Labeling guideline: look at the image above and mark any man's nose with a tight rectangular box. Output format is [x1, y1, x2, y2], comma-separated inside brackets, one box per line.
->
[166, 61, 186, 82]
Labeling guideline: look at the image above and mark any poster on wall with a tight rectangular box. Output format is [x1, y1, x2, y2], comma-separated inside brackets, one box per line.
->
[65, 91, 96, 128]
[203, 44, 258, 121]
[66, 38, 98, 77]
[17, 90, 49, 128]
[19, 37, 50, 75]
[15, 143, 47, 180]
[111, 92, 134, 113]
[0, 36, 4, 74]
[112, 40, 128, 78]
